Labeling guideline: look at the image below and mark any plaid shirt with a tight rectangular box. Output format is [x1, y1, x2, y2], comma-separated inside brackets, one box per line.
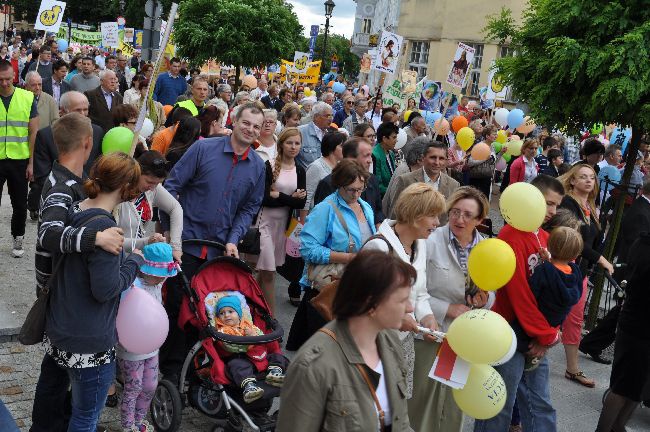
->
[563, 135, 581, 165]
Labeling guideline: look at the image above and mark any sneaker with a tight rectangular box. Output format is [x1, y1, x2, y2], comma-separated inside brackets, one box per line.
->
[12, 236, 24, 258]
[265, 366, 285, 387]
[242, 378, 264, 403]
[136, 420, 154, 432]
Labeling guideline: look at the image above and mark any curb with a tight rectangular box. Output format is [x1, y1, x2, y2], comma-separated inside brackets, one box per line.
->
[0, 326, 22, 344]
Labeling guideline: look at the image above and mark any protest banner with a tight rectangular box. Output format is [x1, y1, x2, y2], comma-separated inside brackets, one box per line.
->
[383, 78, 406, 111]
[57, 27, 103, 45]
[401, 70, 417, 93]
[293, 51, 310, 73]
[275, 59, 322, 84]
[101, 22, 119, 47]
[419, 80, 443, 111]
[124, 28, 135, 44]
[446, 42, 475, 89]
[134, 30, 143, 49]
[35, 0, 66, 33]
[360, 53, 372, 74]
[200, 60, 221, 75]
[372, 30, 403, 75]
[486, 61, 509, 100]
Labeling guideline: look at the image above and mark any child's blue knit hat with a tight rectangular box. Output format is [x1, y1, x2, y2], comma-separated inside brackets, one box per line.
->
[216, 296, 242, 318]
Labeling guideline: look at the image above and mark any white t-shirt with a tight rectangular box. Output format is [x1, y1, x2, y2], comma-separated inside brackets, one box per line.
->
[371, 360, 392, 427]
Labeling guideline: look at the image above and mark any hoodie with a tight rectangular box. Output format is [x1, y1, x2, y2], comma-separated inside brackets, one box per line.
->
[46, 206, 144, 354]
[512, 260, 582, 352]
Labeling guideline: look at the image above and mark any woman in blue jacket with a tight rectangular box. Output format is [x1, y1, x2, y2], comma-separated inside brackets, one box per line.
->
[286, 159, 376, 350]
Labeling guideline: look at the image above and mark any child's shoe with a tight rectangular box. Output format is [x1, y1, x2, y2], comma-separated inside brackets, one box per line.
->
[265, 366, 285, 387]
[242, 378, 264, 403]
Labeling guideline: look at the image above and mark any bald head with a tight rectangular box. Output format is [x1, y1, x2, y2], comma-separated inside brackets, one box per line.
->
[59, 91, 89, 117]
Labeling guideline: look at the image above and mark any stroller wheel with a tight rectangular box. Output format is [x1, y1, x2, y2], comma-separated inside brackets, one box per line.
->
[150, 379, 183, 432]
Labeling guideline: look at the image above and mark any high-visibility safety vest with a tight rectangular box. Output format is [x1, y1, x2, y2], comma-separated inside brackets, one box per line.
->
[174, 99, 204, 117]
[0, 87, 34, 160]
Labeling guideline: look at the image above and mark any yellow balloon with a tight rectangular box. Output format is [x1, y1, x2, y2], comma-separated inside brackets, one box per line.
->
[453, 364, 507, 419]
[505, 139, 522, 157]
[496, 130, 507, 144]
[456, 126, 475, 151]
[446, 309, 514, 364]
[468, 239, 516, 291]
[499, 182, 546, 232]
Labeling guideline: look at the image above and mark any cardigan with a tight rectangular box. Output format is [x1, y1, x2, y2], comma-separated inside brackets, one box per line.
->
[260, 160, 306, 228]
[304, 156, 334, 210]
[509, 155, 539, 185]
[559, 194, 602, 275]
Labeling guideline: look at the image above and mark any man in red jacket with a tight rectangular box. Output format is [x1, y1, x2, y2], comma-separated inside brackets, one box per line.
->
[474, 174, 565, 432]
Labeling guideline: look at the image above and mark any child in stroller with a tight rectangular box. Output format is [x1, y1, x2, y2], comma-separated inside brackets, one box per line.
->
[210, 295, 288, 403]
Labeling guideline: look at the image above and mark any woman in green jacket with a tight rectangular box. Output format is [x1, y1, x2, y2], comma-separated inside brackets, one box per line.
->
[372, 122, 399, 196]
[277, 250, 414, 431]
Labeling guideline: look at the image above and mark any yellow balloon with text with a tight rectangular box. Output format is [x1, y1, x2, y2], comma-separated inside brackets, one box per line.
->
[457, 127, 475, 151]
[468, 239, 516, 291]
[446, 309, 514, 364]
[453, 364, 507, 419]
[499, 182, 547, 232]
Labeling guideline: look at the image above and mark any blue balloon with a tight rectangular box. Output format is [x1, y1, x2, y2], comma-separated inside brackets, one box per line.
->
[420, 110, 442, 126]
[507, 109, 525, 129]
[57, 39, 68, 52]
[332, 82, 345, 94]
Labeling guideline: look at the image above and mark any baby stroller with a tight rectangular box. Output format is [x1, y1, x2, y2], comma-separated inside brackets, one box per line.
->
[149, 240, 285, 432]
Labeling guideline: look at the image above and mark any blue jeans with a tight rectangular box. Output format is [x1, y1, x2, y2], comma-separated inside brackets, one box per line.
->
[474, 351, 556, 432]
[0, 399, 19, 432]
[66, 362, 115, 432]
[31, 354, 71, 432]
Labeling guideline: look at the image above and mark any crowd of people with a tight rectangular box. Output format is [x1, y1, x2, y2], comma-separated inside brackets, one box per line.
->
[0, 27, 647, 432]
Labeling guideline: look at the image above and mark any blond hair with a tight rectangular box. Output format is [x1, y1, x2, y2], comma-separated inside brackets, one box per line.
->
[393, 183, 446, 225]
[548, 226, 583, 261]
[272, 127, 301, 183]
[521, 138, 538, 154]
[52, 112, 92, 155]
[446, 186, 490, 220]
[558, 164, 599, 227]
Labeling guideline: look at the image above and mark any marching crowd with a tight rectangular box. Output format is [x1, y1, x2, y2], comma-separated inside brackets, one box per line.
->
[0, 30, 647, 432]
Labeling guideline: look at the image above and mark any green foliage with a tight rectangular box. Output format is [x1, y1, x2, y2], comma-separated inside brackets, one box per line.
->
[298, 33, 359, 78]
[174, 0, 302, 68]
[483, 7, 515, 46]
[485, 0, 650, 132]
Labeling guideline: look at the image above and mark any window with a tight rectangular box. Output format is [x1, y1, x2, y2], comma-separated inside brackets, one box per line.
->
[362, 18, 372, 34]
[408, 41, 430, 81]
[461, 42, 484, 96]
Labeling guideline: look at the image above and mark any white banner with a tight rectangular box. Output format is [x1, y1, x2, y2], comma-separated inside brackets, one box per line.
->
[34, 0, 66, 33]
[446, 42, 475, 89]
[486, 61, 509, 100]
[124, 28, 135, 44]
[292, 51, 310, 74]
[372, 30, 403, 75]
[101, 22, 119, 47]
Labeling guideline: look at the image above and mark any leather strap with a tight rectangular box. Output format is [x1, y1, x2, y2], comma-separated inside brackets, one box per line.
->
[327, 199, 356, 252]
[319, 328, 386, 431]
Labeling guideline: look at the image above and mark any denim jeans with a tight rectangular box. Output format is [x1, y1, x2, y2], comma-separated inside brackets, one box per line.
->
[67, 362, 115, 432]
[0, 399, 19, 432]
[474, 351, 556, 432]
[31, 354, 72, 432]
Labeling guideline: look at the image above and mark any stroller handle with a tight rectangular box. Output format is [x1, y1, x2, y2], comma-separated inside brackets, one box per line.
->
[207, 318, 284, 345]
[183, 239, 226, 252]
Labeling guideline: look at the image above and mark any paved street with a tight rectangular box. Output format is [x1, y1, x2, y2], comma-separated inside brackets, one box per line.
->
[1, 191, 650, 431]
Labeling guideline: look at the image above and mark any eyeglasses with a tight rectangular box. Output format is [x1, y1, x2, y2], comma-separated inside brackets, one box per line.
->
[346, 101, 354, 105]
[364, 134, 377, 139]
[126, 120, 137, 125]
[344, 186, 366, 195]
[449, 208, 477, 220]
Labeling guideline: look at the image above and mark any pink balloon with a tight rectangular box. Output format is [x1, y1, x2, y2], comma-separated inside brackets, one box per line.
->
[116, 287, 169, 355]
[495, 157, 507, 171]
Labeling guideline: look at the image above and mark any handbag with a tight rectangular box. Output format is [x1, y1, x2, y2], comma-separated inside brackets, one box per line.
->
[238, 205, 264, 255]
[468, 155, 496, 179]
[309, 199, 356, 320]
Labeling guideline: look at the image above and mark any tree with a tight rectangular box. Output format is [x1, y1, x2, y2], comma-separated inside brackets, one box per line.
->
[13, 0, 119, 28]
[484, 0, 650, 329]
[174, 0, 303, 88]
[298, 33, 359, 79]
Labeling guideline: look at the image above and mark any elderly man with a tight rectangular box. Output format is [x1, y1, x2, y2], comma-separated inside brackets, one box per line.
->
[85, 69, 123, 132]
[296, 101, 333, 170]
[405, 115, 429, 143]
[25, 71, 58, 130]
[320, 91, 335, 107]
[28, 91, 104, 220]
[249, 77, 269, 100]
[0, 60, 39, 257]
[69, 57, 100, 93]
[105, 55, 127, 96]
[153, 57, 186, 106]
[342, 97, 369, 134]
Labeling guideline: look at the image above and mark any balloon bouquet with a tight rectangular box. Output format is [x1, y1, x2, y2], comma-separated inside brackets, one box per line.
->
[425, 182, 548, 419]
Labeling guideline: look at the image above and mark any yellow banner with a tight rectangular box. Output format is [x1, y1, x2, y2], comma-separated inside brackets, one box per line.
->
[273, 59, 322, 84]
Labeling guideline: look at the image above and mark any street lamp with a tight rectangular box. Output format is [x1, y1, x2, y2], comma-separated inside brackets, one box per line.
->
[322, 0, 335, 70]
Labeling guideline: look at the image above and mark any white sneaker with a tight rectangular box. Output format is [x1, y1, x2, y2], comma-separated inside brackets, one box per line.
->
[12, 236, 24, 258]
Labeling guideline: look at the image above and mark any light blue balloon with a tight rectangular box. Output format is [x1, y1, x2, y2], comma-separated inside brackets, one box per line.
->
[57, 39, 68, 52]
[420, 110, 442, 126]
[507, 109, 525, 129]
[332, 82, 345, 94]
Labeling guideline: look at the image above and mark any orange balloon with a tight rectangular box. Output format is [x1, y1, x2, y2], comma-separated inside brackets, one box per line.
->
[434, 118, 450, 135]
[452, 115, 469, 133]
[163, 105, 173, 116]
[471, 143, 492, 161]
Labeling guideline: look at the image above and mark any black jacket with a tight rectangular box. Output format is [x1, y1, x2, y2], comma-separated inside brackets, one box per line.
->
[42, 77, 71, 99]
[258, 160, 306, 228]
[313, 173, 385, 225]
[618, 233, 650, 339]
[560, 195, 602, 275]
[616, 196, 650, 264]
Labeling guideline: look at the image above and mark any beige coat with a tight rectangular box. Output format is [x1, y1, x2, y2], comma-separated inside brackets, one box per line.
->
[277, 319, 411, 432]
[36, 92, 59, 130]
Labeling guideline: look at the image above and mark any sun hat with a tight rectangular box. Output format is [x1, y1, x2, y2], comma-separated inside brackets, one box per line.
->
[216, 295, 242, 318]
[140, 243, 178, 278]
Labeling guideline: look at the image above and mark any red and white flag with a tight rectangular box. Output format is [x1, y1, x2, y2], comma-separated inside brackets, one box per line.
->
[428, 339, 471, 389]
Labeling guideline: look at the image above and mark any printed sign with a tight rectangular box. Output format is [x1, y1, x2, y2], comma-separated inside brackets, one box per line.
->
[101, 22, 119, 47]
[293, 51, 310, 74]
[124, 27, 135, 44]
[486, 61, 509, 100]
[276, 60, 322, 84]
[134, 30, 143, 49]
[360, 53, 372, 74]
[35, 0, 67, 32]
[446, 42, 475, 89]
[372, 30, 403, 75]
[419, 80, 443, 111]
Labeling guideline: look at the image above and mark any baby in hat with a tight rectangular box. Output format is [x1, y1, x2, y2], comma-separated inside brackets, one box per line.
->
[117, 242, 177, 432]
[215, 295, 289, 403]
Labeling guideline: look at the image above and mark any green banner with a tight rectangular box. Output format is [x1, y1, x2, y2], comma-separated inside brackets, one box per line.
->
[57, 28, 103, 45]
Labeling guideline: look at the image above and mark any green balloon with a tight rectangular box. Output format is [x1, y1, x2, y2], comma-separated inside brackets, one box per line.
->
[102, 127, 135, 155]
[493, 142, 502, 154]
[503, 153, 512, 162]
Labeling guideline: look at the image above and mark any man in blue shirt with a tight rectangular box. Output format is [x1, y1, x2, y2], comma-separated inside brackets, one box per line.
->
[159, 103, 265, 382]
[297, 101, 333, 170]
[152, 57, 187, 106]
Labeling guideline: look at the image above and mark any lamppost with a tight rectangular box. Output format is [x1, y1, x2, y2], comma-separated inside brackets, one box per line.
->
[322, 0, 335, 70]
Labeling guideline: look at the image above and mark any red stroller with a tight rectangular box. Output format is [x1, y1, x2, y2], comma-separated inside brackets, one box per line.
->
[149, 240, 285, 432]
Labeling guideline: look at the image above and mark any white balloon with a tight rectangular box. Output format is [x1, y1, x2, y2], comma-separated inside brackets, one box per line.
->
[396, 127, 408, 150]
[140, 118, 155, 139]
[494, 108, 510, 127]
